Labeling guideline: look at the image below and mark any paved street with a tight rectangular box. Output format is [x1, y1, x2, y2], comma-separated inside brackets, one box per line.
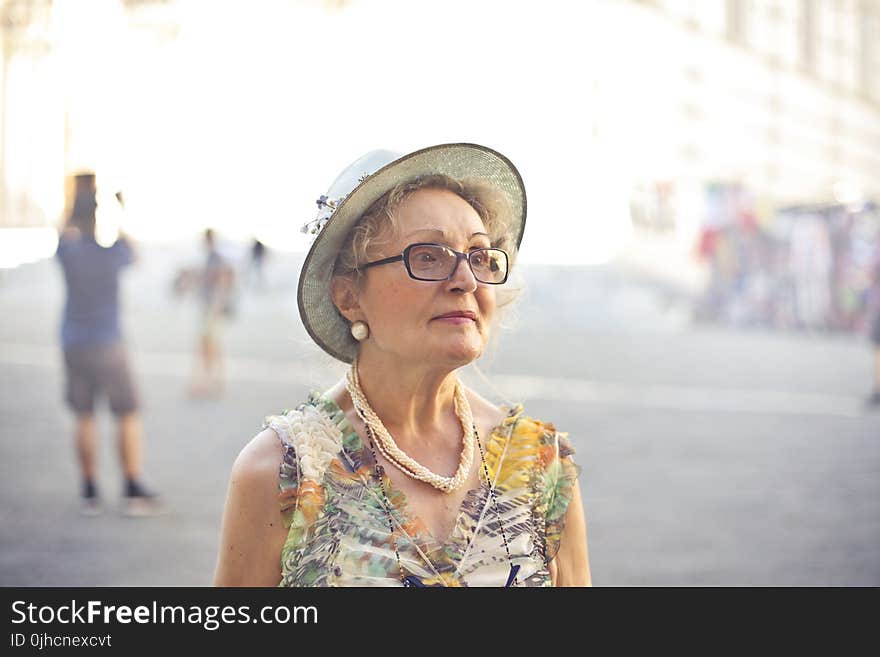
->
[1, 244, 878, 586]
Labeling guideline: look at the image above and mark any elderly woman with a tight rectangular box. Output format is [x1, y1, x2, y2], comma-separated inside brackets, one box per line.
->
[214, 144, 591, 587]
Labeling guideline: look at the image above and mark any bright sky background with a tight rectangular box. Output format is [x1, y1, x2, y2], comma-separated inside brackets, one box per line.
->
[12, 0, 635, 267]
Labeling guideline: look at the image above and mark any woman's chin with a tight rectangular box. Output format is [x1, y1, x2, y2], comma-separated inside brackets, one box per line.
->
[435, 338, 484, 365]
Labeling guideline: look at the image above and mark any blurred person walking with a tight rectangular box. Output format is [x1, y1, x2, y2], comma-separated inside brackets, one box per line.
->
[55, 173, 161, 516]
[245, 236, 268, 291]
[186, 228, 236, 398]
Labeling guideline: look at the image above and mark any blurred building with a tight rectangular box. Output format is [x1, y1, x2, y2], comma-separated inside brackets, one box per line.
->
[612, 1, 880, 332]
[613, 0, 879, 232]
[603, 0, 879, 305]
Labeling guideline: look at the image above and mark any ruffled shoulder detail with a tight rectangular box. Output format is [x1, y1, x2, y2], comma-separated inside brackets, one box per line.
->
[262, 393, 346, 534]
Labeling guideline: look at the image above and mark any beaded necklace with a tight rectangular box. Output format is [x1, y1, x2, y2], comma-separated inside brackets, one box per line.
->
[345, 360, 520, 586]
[357, 411, 521, 587]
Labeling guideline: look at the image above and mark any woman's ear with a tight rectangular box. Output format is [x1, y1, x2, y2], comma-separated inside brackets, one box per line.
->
[330, 275, 361, 322]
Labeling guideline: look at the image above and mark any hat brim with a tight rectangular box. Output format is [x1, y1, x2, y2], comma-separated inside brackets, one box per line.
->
[298, 143, 527, 364]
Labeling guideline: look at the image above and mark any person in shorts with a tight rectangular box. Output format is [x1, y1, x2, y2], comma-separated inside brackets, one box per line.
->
[56, 172, 161, 515]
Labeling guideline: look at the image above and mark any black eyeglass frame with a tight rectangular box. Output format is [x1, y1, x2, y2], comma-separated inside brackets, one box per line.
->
[359, 242, 510, 285]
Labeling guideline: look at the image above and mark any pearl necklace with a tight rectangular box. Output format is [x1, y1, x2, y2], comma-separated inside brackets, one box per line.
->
[345, 361, 475, 494]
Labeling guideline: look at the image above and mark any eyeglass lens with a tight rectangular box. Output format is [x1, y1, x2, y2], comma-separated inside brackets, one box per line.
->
[407, 244, 507, 283]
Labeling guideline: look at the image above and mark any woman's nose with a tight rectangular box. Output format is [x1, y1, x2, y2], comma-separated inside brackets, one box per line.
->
[446, 253, 478, 293]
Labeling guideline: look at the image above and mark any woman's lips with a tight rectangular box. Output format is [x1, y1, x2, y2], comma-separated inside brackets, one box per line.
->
[433, 316, 474, 325]
[432, 312, 477, 324]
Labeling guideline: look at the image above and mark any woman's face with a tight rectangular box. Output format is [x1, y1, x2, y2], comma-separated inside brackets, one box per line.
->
[353, 187, 497, 368]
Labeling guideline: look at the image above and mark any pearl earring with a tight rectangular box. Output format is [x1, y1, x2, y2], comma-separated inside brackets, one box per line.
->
[350, 320, 370, 341]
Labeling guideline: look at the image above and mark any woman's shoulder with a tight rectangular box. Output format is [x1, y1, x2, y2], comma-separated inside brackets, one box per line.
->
[460, 385, 574, 453]
[226, 426, 284, 497]
[485, 400, 577, 465]
[510, 412, 574, 450]
[465, 387, 508, 434]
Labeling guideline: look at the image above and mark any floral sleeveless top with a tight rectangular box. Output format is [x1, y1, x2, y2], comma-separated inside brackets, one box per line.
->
[263, 393, 580, 587]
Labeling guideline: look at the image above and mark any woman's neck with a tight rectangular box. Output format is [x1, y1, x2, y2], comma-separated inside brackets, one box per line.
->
[351, 348, 462, 447]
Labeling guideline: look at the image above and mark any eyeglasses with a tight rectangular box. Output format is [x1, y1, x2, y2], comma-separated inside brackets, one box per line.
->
[360, 242, 509, 285]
